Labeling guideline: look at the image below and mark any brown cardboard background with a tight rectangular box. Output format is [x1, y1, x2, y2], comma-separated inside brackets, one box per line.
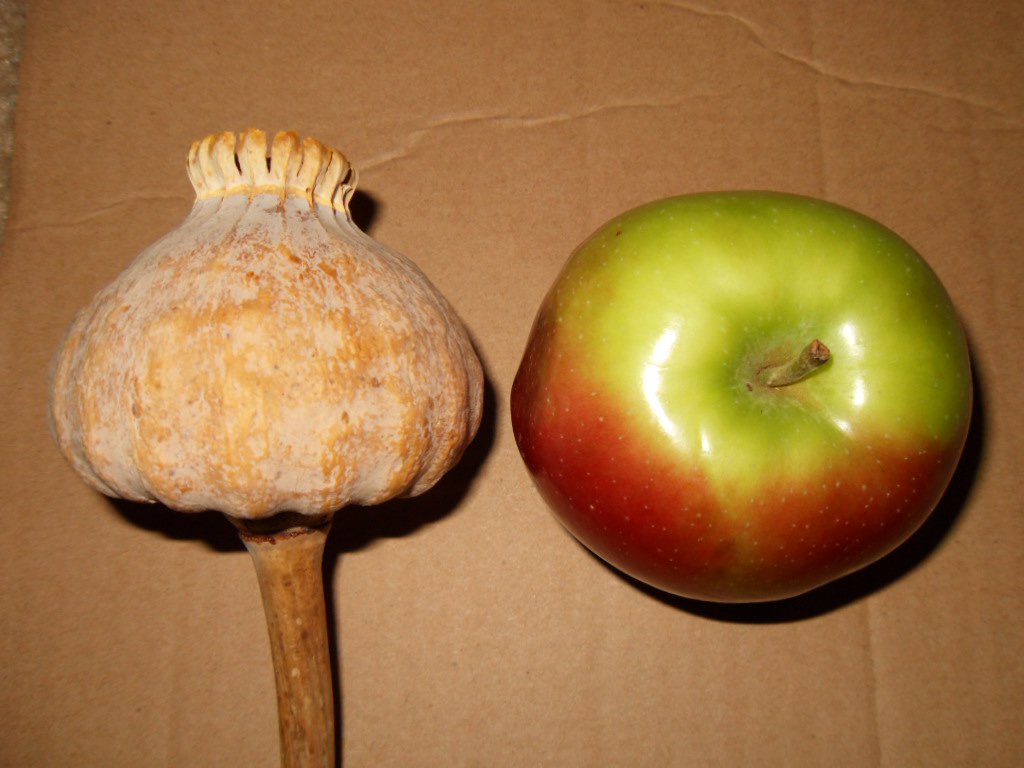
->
[1, 1, 1022, 766]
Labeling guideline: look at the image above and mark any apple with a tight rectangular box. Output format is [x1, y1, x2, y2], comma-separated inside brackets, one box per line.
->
[511, 191, 971, 602]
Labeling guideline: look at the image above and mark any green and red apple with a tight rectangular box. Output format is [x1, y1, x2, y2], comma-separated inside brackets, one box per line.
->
[511, 191, 971, 602]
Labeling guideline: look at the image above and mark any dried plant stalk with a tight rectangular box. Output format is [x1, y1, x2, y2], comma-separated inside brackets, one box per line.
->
[239, 522, 334, 768]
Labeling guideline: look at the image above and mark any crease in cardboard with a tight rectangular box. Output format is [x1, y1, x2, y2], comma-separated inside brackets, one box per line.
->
[643, 0, 1019, 123]
[9, 192, 191, 235]
[360, 98, 716, 172]
[863, 603, 885, 767]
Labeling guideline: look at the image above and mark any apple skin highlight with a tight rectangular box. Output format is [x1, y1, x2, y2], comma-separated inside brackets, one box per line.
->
[511, 192, 971, 603]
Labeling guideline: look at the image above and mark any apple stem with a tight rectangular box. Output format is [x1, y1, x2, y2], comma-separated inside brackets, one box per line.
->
[761, 339, 831, 387]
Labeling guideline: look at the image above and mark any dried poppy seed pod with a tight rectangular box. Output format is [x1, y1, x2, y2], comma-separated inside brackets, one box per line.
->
[50, 128, 483, 518]
[48, 129, 484, 767]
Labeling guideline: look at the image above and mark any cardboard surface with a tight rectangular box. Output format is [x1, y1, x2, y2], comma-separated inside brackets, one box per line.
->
[2, 1, 1022, 765]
